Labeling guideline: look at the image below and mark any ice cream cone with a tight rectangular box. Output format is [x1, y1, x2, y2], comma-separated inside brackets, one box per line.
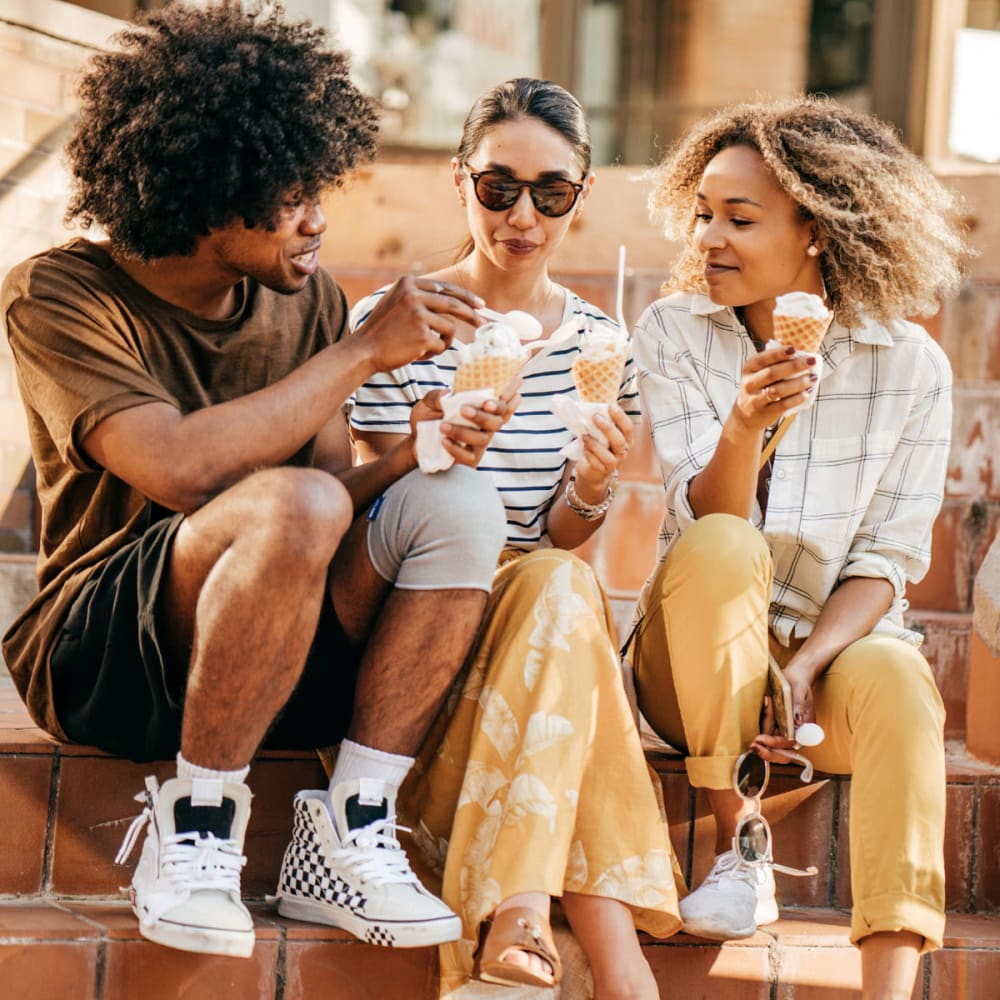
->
[453, 355, 524, 394]
[772, 313, 828, 354]
[571, 352, 627, 403]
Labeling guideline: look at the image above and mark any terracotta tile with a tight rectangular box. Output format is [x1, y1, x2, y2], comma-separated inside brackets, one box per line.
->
[283, 938, 437, 1000]
[926, 941, 1000, 999]
[644, 937, 773, 999]
[242, 756, 327, 898]
[767, 908, 853, 944]
[940, 911, 1000, 947]
[944, 783, 975, 911]
[906, 611, 971, 740]
[0, 900, 100, 939]
[689, 789, 722, 889]
[50, 757, 174, 896]
[907, 503, 971, 613]
[0, 682, 56, 753]
[761, 774, 837, 908]
[967, 631, 1000, 764]
[101, 937, 279, 1000]
[974, 781, 1000, 910]
[658, 767, 693, 884]
[773, 943, 863, 998]
[0, 942, 97, 1000]
[0, 755, 52, 893]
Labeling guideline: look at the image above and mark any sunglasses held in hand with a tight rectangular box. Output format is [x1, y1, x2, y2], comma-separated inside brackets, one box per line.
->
[466, 169, 585, 218]
[732, 751, 818, 879]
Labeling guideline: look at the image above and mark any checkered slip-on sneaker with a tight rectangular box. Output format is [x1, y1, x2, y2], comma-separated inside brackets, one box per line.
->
[115, 775, 254, 957]
[272, 778, 461, 947]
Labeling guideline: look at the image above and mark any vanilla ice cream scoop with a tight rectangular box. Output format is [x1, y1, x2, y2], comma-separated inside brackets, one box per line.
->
[772, 292, 831, 354]
[452, 320, 528, 394]
[774, 291, 830, 320]
[455, 320, 526, 366]
[571, 319, 629, 403]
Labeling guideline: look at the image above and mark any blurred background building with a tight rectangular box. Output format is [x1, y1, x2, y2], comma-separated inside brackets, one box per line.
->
[54, 0, 1000, 167]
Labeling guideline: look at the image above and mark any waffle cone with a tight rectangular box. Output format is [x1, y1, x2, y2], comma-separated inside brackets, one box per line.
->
[772, 313, 828, 354]
[452, 355, 524, 394]
[572, 353, 627, 403]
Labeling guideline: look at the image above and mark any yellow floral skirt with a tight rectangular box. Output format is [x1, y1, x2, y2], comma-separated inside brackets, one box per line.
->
[397, 549, 682, 996]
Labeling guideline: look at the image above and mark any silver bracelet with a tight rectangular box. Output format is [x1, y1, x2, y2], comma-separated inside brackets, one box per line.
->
[565, 473, 618, 521]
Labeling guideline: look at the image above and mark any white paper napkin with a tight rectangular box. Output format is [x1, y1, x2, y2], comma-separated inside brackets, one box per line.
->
[415, 387, 495, 473]
[549, 395, 612, 461]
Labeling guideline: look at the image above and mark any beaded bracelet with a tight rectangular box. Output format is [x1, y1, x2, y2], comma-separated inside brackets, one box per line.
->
[565, 473, 619, 521]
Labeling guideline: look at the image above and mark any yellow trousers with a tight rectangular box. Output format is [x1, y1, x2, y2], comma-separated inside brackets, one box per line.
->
[632, 514, 946, 951]
[399, 549, 682, 996]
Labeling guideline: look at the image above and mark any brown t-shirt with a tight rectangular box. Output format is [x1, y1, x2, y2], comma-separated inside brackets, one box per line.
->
[2, 238, 347, 736]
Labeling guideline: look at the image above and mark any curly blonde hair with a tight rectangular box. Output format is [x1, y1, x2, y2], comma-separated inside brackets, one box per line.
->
[650, 96, 970, 327]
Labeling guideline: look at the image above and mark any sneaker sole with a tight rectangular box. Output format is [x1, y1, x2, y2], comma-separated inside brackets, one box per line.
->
[136, 915, 255, 958]
[277, 895, 461, 948]
[680, 916, 757, 941]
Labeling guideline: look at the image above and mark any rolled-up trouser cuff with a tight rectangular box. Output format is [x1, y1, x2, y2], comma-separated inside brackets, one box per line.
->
[851, 892, 945, 953]
[685, 753, 739, 790]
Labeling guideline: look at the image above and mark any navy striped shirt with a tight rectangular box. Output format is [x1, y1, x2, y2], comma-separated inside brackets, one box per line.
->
[349, 287, 640, 550]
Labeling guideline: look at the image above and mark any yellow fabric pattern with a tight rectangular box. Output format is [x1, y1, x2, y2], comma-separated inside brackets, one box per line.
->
[397, 549, 682, 996]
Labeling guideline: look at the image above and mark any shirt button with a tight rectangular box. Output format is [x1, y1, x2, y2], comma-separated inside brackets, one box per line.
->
[776, 470, 786, 479]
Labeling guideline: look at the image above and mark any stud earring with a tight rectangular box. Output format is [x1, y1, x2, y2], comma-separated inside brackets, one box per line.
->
[807, 244, 819, 257]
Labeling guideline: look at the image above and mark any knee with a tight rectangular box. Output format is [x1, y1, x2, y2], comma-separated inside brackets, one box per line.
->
[372, 467, 507, 591]
[247, 468, 352, 564]
[656, 514, 770, 600]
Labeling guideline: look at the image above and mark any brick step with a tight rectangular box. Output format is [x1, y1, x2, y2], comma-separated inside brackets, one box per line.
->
[3, 678, 1000, 913]
[0, 899, 998, 999]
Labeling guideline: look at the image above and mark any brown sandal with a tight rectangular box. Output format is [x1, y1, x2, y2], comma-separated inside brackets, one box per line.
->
[476, 906, 562, 988]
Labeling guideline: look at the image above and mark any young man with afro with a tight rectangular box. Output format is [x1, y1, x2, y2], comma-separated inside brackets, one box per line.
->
[1, 2, 511, 959]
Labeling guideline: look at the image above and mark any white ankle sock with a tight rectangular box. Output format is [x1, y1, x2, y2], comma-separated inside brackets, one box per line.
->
[176, 753, 250, 807]
[329, 739, 413, 799]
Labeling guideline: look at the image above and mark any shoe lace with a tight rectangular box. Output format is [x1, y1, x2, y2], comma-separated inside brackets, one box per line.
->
[332, 817, 419, 889]
[703, 850, 759, 889]
[114, 791, 246, 893]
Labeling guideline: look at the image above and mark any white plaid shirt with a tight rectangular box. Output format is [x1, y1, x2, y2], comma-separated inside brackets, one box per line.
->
[632, 291, 952, 647]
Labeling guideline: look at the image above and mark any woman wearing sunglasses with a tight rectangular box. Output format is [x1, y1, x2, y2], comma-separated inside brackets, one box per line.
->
[348, 79, 681, 997]
[629, 96, 968, 1000]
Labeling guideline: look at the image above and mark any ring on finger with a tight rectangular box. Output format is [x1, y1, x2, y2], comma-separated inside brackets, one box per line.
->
[762, 385, 779, 403]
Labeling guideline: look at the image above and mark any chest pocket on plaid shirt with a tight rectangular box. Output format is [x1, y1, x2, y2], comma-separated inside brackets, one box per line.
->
[799, 432, 897, 543]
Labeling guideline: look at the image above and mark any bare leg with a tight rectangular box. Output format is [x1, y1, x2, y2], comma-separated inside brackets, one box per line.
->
[329, 510, 489, 756]
[562, 893, 658, 1000]
[860, 931, 922, 1000]
[706, 788, 755, 853]
[160, 468, 352, 770]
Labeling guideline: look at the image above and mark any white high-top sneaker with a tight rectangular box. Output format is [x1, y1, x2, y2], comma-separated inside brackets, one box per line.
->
[272, 777, 460, 947]
[679, 850, 778, 940]
[115, 775, 254, 957]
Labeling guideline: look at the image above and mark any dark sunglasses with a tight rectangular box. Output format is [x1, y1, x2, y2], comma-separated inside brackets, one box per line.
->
[466, 169, 585, 218]
[732, 750, 818, 879]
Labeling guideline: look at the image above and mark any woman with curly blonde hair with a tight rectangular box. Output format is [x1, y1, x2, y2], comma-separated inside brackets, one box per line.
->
[628, 96, 968, 999]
